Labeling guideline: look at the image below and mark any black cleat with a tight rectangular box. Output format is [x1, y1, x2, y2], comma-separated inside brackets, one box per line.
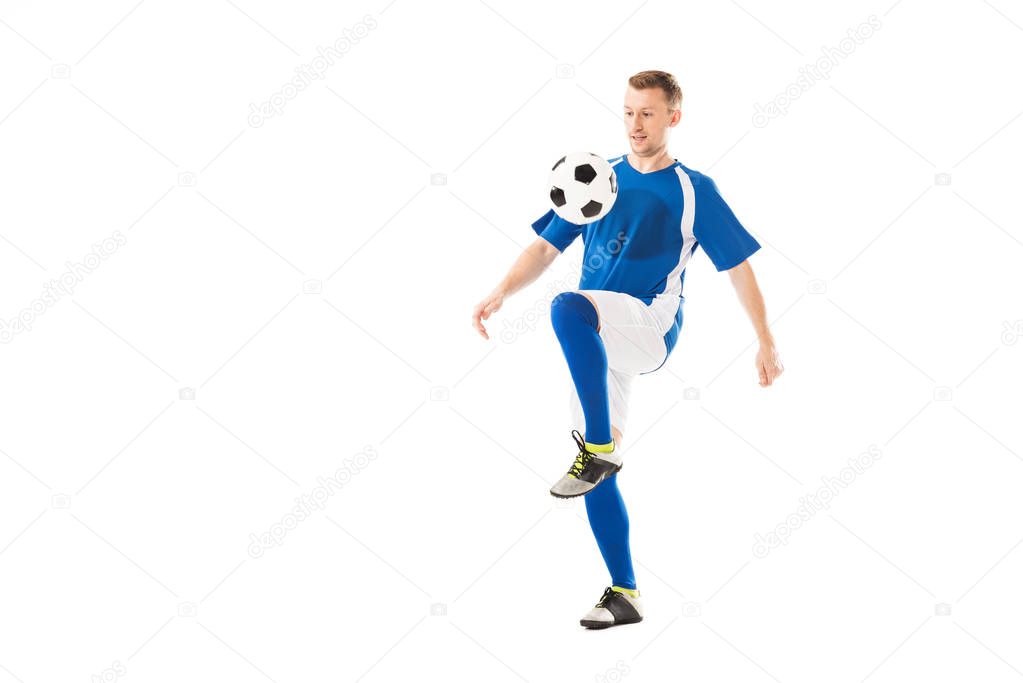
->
[580, 586, 644, 629]
[549, 430, 621, 498]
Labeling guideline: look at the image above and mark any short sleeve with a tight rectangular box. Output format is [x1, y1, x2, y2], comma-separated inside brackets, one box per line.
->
[693, 177, 761, 271]
[531, 208, 582, 252]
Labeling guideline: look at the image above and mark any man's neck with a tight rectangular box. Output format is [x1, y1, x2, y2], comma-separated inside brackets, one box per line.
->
[628, 149, 673, 174]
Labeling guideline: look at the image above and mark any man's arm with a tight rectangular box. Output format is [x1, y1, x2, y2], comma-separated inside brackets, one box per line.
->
[726, 260, 784, 386]
[472, 237, 561, 340]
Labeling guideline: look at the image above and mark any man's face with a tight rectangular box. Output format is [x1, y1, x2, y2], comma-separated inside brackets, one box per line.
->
[624, 86, 679, 154]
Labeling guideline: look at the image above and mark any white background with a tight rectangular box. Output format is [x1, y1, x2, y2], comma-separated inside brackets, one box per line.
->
[1, 0, 1022, 681]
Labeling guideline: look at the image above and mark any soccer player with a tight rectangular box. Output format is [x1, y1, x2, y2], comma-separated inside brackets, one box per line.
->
[471, 70, 784, 629]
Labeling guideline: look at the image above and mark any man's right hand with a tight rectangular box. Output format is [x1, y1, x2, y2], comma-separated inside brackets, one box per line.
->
[471, 237, 560, 340]
[472, 291, 505, 340]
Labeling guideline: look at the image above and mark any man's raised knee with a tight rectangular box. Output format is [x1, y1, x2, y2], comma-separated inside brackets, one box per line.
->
[551, 291, 599, 333]
[551, 291, 595, 324]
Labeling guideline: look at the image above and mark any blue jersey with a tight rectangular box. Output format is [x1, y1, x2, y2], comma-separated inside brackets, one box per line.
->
[531, 154, 760, 365]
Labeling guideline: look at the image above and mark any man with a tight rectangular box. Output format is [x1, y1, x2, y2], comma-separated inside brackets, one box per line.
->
[471, 70, 784, 629]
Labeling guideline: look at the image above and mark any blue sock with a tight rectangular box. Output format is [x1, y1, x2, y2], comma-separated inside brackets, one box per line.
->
[550, 292, 612, 445]
[584, 472, 635, 589]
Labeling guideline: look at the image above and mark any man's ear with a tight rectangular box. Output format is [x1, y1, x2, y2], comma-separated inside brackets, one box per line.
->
[671, 108, 681, 126]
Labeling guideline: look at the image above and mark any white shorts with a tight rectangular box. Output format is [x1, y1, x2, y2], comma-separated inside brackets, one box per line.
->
[567, 289, 675, 440]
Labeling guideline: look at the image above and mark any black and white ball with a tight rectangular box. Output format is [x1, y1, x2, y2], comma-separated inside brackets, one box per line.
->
[548, 152, 618, 225]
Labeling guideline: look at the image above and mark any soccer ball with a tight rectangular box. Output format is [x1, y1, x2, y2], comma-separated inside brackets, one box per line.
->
[548, 152, 618, 225]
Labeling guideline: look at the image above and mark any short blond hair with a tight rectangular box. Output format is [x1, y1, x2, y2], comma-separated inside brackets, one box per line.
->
[627, 70, 682, 111]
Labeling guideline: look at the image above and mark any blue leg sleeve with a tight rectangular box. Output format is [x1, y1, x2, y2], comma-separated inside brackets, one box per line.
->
[549, 291, 612, 445]
[584, 472, 635, 589]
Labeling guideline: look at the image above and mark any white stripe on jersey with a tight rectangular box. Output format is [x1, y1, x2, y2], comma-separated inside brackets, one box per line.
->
[647, 165, 697, 332]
